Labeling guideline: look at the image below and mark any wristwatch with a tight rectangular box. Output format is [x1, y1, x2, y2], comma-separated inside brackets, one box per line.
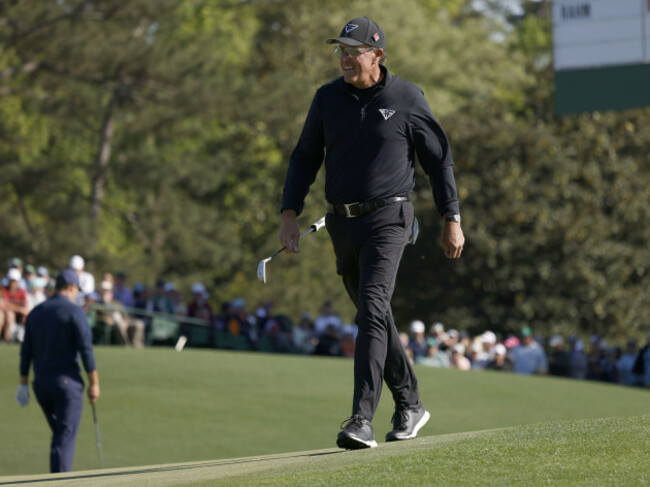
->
[444, 214, 461, 223]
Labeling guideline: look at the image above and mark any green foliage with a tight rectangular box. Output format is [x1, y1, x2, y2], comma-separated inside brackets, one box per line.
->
[0, 0, 647, 340]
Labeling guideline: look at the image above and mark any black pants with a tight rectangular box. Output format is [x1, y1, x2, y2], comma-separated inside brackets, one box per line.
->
[33, 375, 84, 472]
[326, 200, 421, 421]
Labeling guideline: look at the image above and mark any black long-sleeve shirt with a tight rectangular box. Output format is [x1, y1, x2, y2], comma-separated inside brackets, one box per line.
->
[20, 293, 96, 381]
[282, 65, 460, 216]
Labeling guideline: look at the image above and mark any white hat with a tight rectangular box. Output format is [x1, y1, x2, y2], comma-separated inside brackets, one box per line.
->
[481, 331, 497, 344]
[452, 343, 466, 355]
[99, 280, 113, 292]
[494, 343, 507, 356]
[431, 322, 445, 333]
[69, 255, 84, 270]
[36, 266, 49, 277]
[410, 320, 425, 334]
[549, 334, 564, 348]
[191, 283, 206, 294]
[7, 268, 21, 281]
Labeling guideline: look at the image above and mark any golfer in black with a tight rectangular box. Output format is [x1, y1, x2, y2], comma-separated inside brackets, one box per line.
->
[279, 17, 464, 449]
[17, 269, 100, 472]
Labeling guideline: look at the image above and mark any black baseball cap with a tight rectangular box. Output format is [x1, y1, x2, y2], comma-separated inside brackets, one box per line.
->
[326, 17, 386, 49]
[55, 269, 80, 289]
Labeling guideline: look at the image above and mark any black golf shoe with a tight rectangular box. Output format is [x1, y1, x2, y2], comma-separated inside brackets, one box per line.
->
[385, 405, 430, 442]
[336, 415, 378, 450]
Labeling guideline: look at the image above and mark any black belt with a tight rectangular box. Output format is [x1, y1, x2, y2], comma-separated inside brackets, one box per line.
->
[326, 196, 408, 218]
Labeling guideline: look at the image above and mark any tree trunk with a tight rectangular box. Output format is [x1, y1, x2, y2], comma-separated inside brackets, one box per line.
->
[90, 91, 117, 252]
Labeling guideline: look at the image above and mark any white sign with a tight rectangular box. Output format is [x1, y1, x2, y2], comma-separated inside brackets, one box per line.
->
[553, 0, 650, 70]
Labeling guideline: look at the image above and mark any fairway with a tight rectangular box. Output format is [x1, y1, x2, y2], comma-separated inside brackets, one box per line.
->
[1, 346, 649, 481]
[1, 416, 649, 486]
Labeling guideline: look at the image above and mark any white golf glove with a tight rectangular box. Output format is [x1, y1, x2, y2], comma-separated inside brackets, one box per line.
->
[16, 384, 30, 407]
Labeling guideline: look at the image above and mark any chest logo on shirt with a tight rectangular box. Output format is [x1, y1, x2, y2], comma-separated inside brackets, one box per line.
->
[345, 24, 359, 33]
[378, 108, 396, 120]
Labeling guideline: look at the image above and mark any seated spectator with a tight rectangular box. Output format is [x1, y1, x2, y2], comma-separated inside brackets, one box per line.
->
[313, 324, 342, 356]
[548, 334, 572, 377]
[92, 280, 145, 347]
[165, 282, 187, 316]
[1, 268, 30, 342]
[485, 344, 511, 371]
[4, 257, 27, 289]
[617, 340, 640, 386]
[339, 324, 357, 358]
[293, 312, 316, 354]
[429, 322, 448, 351]
[399, 332, 414, 365]
[469, 340, 486, 370]
[227, 298, 257, 347]
[599, 347, 620, 383]
[417, 338, 450, 368]
[187, 283, 213, 324]
[113, 271, 135, 308]
[450, 343, 471, 371]
[444, 328, 460, 351]
[147, 279, 175, 315]
[27, 276, 48, 311]
[510, 326, 548, 375]
[264, 313, 294, 353]
[69, 255, 95, 306]
[314, 300, 343, 338]
[408, 320, 428, 361]
[480, 330, 497, 361]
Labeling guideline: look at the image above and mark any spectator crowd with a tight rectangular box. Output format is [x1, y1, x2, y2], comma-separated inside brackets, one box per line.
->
[2, 256, 649, 390]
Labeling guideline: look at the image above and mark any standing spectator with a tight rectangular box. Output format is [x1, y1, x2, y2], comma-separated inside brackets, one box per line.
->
[617, 340, 640, 386]
[68, 255, 95, 306]
[586, 335, 605, 380]
[313, 300, 343, 338]
[633, 332, 650, 388]
[510, 326, 548, 375]
[293, 312, 316, 354]
[568, 336, 588, 379]
[147, 279, 175, 315]
[599, 348, 620, 383]
[485, 343, 511, 371]
[480, 331, 497, 361]
[548, 334, 572, 377]
[407, 320, 427, 361]
[1, 268, 30, 342]
[313, 324, 342, 356]
[17, 269, 100, 472]
[112, 271, 135, 309]
[5, 257, 27, 289]
[228, 298, 257, 348]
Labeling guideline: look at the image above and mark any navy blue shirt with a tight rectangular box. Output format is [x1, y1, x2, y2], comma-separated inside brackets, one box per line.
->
[282, 65, 460, 216]
[20, 293, 96, 381]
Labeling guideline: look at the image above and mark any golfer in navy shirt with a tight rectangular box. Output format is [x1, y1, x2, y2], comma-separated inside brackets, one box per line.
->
[17, 269, 101, 473]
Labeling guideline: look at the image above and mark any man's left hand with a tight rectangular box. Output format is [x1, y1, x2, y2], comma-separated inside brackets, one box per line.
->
[16, 385, 30, 407]
[442, 222, 465, 259]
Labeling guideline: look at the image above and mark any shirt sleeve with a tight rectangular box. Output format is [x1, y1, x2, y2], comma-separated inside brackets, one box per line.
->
[281, 91, 325, 216]
[73, 306, 96, 373]
[19, 313, 34, 377]
[409, 90, 460, 216]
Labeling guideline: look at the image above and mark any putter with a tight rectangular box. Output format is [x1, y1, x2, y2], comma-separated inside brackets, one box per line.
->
[257, 216, 326, 284]
[91, 402, 104, 469]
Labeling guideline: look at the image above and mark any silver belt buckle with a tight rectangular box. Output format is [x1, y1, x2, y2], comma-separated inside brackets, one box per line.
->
[343, 202, 358, 218]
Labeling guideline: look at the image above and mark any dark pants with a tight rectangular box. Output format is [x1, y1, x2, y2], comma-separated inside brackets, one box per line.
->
[326, 201, 421, 421]
[33, 375, 84, 473]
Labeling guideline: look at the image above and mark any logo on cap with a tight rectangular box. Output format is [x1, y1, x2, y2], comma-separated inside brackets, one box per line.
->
[373, 33, 380, 42]
[345, 23, 358, 33]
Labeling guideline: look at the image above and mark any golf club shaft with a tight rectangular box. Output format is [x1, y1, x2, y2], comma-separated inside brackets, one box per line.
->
[91, 402, 104, 468]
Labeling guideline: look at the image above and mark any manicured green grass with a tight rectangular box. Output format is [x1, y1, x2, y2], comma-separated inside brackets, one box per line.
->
[1, 345, 648, 479]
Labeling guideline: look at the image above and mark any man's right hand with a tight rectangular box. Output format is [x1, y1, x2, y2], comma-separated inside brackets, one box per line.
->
[279, 210, 301, 253]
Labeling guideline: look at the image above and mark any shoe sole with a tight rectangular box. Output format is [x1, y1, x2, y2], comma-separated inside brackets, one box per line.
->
[337, 434, 378, 450]
[385, 409, 431, 442]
